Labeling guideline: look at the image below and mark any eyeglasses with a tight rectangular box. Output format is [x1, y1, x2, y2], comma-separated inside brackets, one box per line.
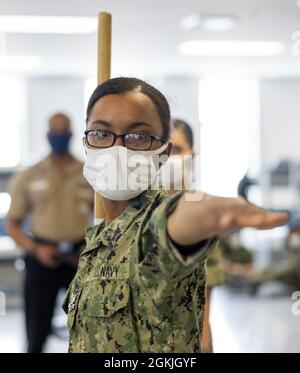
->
[84, 130, 166, 151]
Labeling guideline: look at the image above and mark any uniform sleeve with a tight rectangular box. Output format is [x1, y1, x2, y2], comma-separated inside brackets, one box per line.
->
[206, 241, 225, 288]
[139, 191, 216, 282]
[7, 172, 30, 220]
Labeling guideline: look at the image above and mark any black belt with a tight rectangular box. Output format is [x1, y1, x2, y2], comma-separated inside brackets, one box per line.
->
[31, 235, 85, 265]
[32, 236, 85, 251]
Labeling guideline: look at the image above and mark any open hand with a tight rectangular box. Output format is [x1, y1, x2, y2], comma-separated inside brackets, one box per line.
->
[35, 244, 60, 268]
[168, 191, 289, 246]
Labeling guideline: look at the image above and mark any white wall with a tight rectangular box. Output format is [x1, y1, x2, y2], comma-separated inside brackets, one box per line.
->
[260, 78, 300, 166]
[148, 75, 200, 151]
[25, 77, 86, 165]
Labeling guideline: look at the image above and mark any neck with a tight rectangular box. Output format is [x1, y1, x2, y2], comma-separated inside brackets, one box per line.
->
[50, 152, 72, 169]
[102, 197, 131, 223]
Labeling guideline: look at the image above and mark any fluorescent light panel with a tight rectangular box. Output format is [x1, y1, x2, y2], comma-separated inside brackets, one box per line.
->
[201, 16, 237, 32]
[178, 40, 286, 57]
[0, 15, 97, 34]
[180, 14, 201, 30]
[180, 14, 238, 32]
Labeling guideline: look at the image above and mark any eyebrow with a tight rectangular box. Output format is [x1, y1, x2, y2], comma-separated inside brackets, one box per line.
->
[91, 119, 112, 127]
[91, 119, 153, 131]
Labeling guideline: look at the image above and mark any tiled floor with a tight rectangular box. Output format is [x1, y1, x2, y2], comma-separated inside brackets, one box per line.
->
[0, 308, 68, 353]
[211, 284, 300, 353]
[0, 283, 299, 353]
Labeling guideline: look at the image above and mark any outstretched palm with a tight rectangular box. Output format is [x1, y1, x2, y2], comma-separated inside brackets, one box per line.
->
[168, 191, 289, 246]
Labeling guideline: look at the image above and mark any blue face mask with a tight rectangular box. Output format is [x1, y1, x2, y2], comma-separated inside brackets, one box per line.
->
[47, 132, 71, 156]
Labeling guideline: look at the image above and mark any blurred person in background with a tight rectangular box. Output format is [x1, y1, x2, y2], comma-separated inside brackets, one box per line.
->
[6, 113, 94, 353]
[163, 119, 224, 352]
[238, 173, 256, 201]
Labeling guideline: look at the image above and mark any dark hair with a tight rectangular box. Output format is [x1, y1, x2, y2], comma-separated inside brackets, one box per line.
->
[173, 119, 194, 148]
[86, 77, 171, 140]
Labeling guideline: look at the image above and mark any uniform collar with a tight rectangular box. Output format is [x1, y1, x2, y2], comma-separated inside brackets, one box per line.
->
[82, 189, 165, 255]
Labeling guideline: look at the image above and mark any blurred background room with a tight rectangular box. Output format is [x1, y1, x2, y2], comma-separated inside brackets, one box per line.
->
[0, 0, 300, 353]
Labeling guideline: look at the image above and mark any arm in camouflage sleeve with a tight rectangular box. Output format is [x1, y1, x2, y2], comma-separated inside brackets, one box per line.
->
[168, 191, 288, 246]
[139, 191, 288, 284]
[140, 192, 216, 282]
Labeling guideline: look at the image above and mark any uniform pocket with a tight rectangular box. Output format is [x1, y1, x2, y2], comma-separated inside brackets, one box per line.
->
[28, 185, 52, 210]
[85, 278, 130, 318]
[81, 279, 136, 352]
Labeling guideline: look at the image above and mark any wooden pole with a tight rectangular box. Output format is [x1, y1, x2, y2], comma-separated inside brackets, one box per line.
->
[97, 12, 112, 83]
[94, 12, 112, 224]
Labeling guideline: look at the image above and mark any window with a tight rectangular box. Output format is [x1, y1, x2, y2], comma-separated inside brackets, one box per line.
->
[0, 77, 23, 167]
[0, 193, 11, 215]
[198, 77, 260, 197]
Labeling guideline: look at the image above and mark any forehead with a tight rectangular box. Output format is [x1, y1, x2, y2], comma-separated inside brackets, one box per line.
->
[49, 115, 70, 131]
[89, 92, 160, 125]
[170, 128, 189, 146]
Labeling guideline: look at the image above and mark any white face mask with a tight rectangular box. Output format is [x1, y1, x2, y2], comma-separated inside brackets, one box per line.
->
[83, 143, 169, 201]
[160, 154, 193, 190]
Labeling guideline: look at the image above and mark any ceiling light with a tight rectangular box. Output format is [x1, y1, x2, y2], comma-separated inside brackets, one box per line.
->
[180, 14, 237, 32]
[201, 15, 238, 32]
[0, 56, 42, 70]
[179, 14, 201, 30]
[178, 40, 286, 57]
[0, 15, 97, 34]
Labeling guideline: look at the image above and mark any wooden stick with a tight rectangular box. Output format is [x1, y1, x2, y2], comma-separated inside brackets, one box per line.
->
[94, 12, 112, 224]
[98, 12, 112, 83]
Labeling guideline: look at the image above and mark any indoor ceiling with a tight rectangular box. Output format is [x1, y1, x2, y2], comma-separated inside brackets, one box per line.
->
[0, 0, 300, 78]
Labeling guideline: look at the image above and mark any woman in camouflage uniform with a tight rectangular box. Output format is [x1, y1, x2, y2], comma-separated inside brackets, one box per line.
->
[63, 77, 288, 353]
